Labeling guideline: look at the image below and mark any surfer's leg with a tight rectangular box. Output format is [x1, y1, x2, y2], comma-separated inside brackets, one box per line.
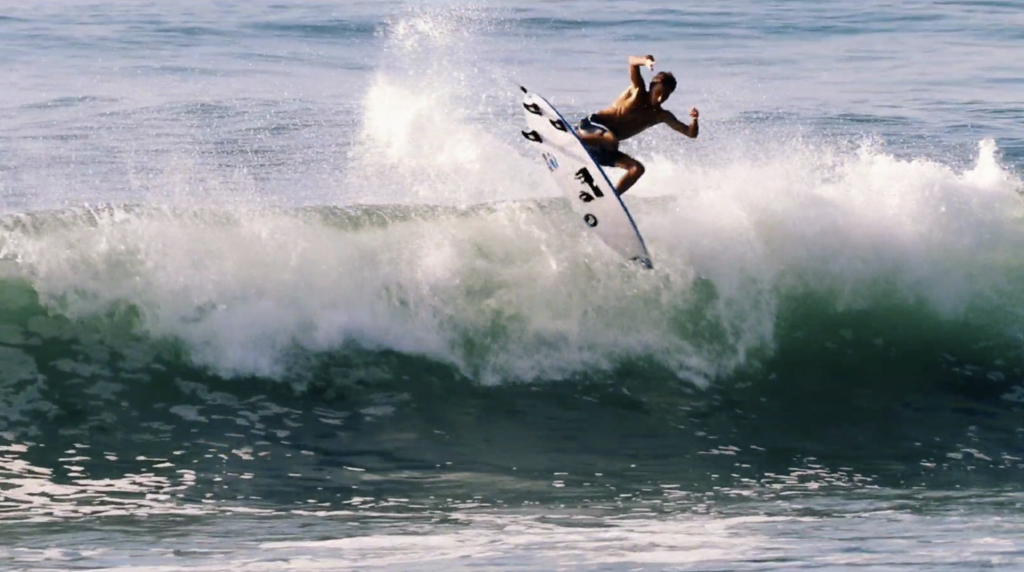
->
[576, 116, 619, 150]
[612, 154, 645, 196]
[578, 129, 618, 150]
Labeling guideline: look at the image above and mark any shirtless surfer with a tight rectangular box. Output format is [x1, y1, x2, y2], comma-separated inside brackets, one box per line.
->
[577, 55, 699, 195]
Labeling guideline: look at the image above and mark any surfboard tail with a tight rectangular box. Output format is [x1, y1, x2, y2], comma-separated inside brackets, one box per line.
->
[631, 257, 654, 270]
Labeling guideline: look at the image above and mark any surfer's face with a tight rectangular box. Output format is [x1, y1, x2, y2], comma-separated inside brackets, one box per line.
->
[650, 82, 673, 104]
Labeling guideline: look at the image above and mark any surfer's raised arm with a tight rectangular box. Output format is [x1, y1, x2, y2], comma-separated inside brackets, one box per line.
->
[628, 55, 655, 90]
[660, 107, 699, 139]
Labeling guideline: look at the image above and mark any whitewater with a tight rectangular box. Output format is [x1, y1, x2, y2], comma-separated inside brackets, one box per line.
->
[2, 1, 1024, 570]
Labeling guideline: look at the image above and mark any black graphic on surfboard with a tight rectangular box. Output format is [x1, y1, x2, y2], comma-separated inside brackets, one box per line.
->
[574, 168, 604, 198]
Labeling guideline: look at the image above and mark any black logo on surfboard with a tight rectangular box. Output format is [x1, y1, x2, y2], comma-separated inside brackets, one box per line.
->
[583, 214, 598, 227]
[575, 168, 604, 198]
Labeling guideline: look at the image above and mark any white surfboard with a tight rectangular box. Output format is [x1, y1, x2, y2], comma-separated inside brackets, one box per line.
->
[519, 86, 652, 269]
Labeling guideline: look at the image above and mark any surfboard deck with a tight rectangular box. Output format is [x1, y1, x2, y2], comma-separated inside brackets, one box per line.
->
[519, 87, 653, 269]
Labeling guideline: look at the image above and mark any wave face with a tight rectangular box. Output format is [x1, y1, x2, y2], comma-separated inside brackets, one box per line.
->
[3, 139, 1024, 520]
[3, 134, 1024, 384]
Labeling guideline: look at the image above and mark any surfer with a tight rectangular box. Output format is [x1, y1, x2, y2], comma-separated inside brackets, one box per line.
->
[577, 55, 699, 195]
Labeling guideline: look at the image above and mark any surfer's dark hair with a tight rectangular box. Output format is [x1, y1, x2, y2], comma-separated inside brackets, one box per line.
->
[651, 71, 676, 92]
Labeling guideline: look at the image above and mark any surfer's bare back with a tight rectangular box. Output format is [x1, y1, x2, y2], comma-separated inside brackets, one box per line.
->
[576, 55, 699, 195]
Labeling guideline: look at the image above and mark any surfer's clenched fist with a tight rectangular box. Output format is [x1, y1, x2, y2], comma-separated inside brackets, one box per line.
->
[629, 54, 656, 71]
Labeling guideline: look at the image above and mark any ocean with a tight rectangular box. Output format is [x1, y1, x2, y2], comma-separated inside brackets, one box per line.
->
[2, 1, 1024, 570]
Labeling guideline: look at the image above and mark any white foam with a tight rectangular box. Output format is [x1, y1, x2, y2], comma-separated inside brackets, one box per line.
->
[346, 6, 546, 207]
[3, 132, 1023, 385]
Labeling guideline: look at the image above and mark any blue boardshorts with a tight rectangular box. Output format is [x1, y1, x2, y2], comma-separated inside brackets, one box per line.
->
[577, 115, 626, 168]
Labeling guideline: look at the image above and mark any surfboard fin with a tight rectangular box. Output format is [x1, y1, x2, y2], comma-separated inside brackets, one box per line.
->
[521, 130, 542, 142]
[549, 119, 567, 132]
[520, 86, 528, 94]
[631, 257, 654, 270]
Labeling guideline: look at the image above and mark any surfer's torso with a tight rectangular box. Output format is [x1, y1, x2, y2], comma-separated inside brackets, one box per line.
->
[591, 86, 667, 141]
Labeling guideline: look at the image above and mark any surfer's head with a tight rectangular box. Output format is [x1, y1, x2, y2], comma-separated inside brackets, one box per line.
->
[649, 72, 676, 104]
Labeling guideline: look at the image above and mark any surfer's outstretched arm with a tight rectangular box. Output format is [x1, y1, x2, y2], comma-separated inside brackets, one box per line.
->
[628, 55, 655, 90]
[660, 108, 699, 139]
